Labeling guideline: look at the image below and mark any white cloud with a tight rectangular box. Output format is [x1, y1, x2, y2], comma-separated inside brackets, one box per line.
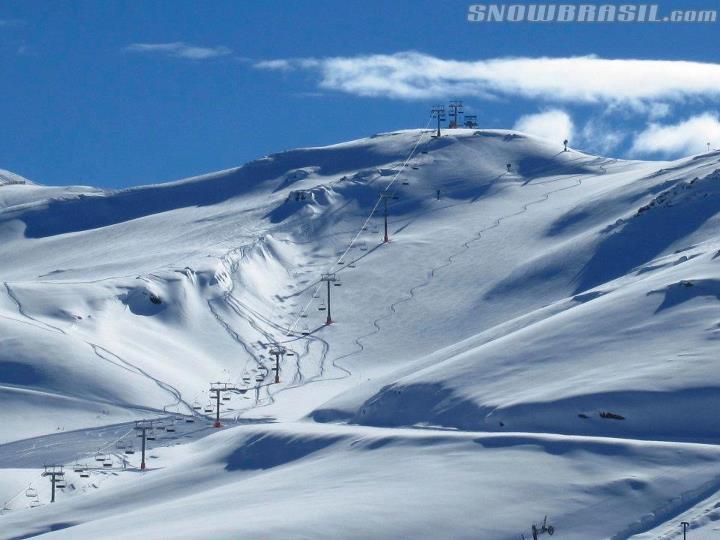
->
[631, 113, 720, 157]
[254, 59, 293, 71]
[647, 102, 672, 120]
[579, 118, 627, 155]
[125, 42, 231, 60]
[514, 109, 573, 142]
[254, 52, 720, 104]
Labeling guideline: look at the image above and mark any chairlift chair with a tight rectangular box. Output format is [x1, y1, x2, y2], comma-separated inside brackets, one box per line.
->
[25, 487, 37, 498]
[166, 424, 176, 433]
[56, 481, 67, 488]
[95, 453, 105, 462]
[30, 499, 41, 508]
[80, 471, 90, 478]
[203, 406, 213, 413]
[146, 432, 156, 441]
[184, 418, 195, 423]
[192, 402, 202, 411]
[318, 301, 326, 311]
[102, 461, 112, 468]
[222, 396, 231, 401]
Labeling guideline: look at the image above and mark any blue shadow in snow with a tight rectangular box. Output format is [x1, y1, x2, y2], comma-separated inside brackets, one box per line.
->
[474, 436, 626, 456]
[0, 362, 43, 385]
[8, 522, 78, 540]
[225, 433, 343, 471]
[574, 191, 720, 294]
[648, 279, 720, 313]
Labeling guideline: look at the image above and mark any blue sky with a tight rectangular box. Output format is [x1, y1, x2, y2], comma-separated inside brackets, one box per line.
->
[1, 0, 720, 188]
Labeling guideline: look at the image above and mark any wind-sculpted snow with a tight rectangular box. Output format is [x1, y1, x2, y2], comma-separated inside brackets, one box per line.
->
[2, 129, 720, 538]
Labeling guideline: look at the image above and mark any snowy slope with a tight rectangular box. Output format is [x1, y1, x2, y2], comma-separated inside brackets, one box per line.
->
[1, 128, 720, 539]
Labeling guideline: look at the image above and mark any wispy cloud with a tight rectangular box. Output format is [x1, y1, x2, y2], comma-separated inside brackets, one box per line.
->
[631, 113, 720, 157]
[579, 118, 628, 155]
[125, 42, 232, 60]
[514, 109, 573, 142]
[254, 52, 720, 105]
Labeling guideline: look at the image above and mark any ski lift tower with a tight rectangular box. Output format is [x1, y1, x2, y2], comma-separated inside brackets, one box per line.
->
[320, 273, 339, 325]
[134, 419, 155, 470]
[448, 100, 463, 128]
[431, 105, 446, 137]
[41, 465, 65, 503]
[209, 382, 237, 428]
[268, 345, 286, 383]
[380, 192, 399, 243]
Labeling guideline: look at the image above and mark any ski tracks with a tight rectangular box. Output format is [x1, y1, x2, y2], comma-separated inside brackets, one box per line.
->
[321, 159, 615, 378]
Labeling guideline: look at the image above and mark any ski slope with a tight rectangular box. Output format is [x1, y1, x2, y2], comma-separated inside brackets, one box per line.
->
[1, 128, 720, 539]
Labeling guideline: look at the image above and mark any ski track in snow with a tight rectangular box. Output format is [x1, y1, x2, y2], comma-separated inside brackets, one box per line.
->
[5, 132, 720, 536]
[3, 282, 192, 418]
[316, 157, 618, 391]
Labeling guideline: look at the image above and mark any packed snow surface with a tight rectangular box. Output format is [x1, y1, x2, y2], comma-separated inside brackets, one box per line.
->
[1, 128, 720, 539]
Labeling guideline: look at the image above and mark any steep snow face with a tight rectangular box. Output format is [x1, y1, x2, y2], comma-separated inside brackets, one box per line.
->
[2, 130, 720, 538]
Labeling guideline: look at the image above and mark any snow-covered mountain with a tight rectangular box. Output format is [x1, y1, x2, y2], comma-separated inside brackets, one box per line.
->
[2, 128, 720, 539]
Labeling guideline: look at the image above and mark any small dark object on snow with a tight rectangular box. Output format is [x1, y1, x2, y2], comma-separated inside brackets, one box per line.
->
[529, 516, 555, 539]
[149, 293, 162, 305]
[578, 413, 589, 419]
[680, 280, 694, 288]
[600, 411, 625, 420]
